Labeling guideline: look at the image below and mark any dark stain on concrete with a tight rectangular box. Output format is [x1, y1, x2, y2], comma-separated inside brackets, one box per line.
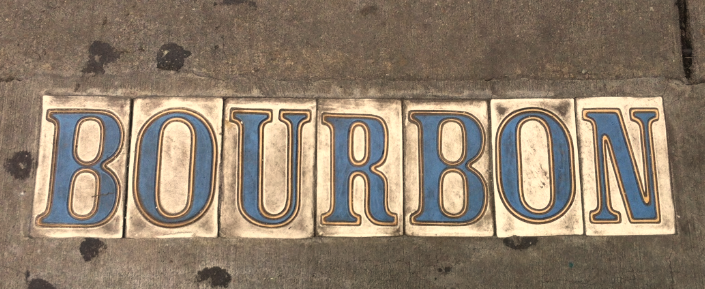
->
[79, 238, 107, 262]
[503, 236, 538, 250]
[677, 0, 693, 79]
[359, 5, 378, 16]
[4, 151, 33, 180]
[197, 267, 232, 288]
[222, 0, 257, 8]
[27, 279, 56, 289]
[437, 266, 452, 274]
[156, 43, 191, 72]
[82, 41, 121, 74]
[0, 76, 21, 82]
[680, 218, 694, 236]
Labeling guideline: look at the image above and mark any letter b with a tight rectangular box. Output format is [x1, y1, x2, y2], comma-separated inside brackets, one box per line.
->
[409, 111, 488, 225]
[36, 110, 124, 227]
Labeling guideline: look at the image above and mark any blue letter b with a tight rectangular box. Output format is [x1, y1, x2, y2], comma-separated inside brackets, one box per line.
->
[36, 110, 124, 227]
[409, 111, 488, 225]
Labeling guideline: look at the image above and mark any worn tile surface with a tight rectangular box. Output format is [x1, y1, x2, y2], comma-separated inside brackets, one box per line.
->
[491, 99, 583, 237]
[125, 97, 222, 238]
[316, 99, 403, 237]
[220, 98, 316, 238]
[576, 97, 674, 235]
[31, 95, 130, 238]
[403, 100, 493, 237]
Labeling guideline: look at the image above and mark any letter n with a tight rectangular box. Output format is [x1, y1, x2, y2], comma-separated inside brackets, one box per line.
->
[583, 108, 662, 223]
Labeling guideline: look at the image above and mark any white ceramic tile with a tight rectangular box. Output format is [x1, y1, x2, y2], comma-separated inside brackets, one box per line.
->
[316, 99, 403, 237]
[220, 98, 316, 238]
[576, 97, 674, 235]
[491, 99, 583, 237]
[31, 95, 131, 238]
[403, 100, 494, 237]
[125, 97, 222, 238]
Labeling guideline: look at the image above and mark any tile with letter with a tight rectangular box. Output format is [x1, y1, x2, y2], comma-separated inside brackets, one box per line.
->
[32, 95, 131, 238]
[403, 100, 494, 237]
[316, 99, 403, 237]
[125, 97, 222, 238]
[220, 98, 316, 238]
[576, 97, 674, 235]
[491, 99, 583, 237]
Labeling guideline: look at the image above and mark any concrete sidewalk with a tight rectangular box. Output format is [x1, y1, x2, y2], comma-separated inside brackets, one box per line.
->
[1, 0, 704, 288]
[0, 0, 684, 81]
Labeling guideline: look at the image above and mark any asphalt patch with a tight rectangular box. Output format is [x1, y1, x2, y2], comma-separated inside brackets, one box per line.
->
[79, 238, 107, 262]
[156, 43, 192, 71]
[503, 236, 538, 250]
[197, 267, 232, 288]
[4, 151, 33, 180]
[82, 41, 121, 74]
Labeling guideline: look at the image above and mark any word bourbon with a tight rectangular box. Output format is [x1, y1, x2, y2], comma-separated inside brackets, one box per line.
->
[30, 96, 674, 238]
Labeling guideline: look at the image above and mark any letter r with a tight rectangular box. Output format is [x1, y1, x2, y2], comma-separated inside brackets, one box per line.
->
[321, 114, 397, 225]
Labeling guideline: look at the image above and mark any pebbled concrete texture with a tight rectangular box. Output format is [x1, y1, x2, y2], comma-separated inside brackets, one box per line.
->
[0, 0, 684, 81]
[0, 0, 700, 288]
[689, 0, 705, 82]
[0, 77, 703, 288]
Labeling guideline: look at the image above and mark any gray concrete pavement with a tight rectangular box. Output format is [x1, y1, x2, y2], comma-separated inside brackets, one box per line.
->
[688, 0, 705, 83]
[0, 0, 703, 288]
[0, 0, 684, 81]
